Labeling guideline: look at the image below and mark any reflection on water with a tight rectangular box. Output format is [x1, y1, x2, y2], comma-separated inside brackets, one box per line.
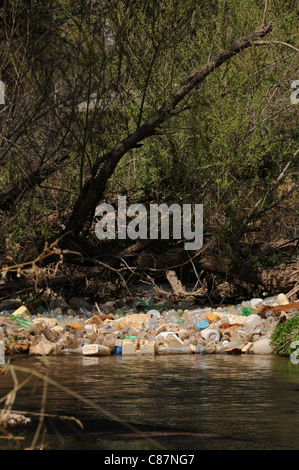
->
[0, 354, 298, 450]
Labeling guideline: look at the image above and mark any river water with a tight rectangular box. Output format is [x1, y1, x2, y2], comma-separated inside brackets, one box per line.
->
[0, 353, 298, 450]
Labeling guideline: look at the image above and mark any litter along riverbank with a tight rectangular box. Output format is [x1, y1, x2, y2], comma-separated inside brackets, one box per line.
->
[1, 291, 298, 359]
[0, 290, 298, 436]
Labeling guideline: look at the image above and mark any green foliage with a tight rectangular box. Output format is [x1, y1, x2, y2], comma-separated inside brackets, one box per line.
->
[270, 314, 299, 357]
[0, 0, 298, 267]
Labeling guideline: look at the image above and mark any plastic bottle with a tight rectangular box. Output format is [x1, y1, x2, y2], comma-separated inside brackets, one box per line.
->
[0, 340, 5, 364]
[84, 324, 98, 342]
[9, 314, 31, 327]
[61, 347, 84, 355]
[149, 316, 158, 332]
[41, 327, 57, 343]
[250, 298, 263, 307]
[244, 314, 262, 331]
[157, 345, 193, 355]
[196, 343, 207, 354]
[102, 333, 116, 349]
[240, 307, 255, 317]
[188, 333, 199, 346]
[205, 342, 216, 353]
[162, 310, 179, 324]
[220, 316, 230, 328]
[147, 309, 161, 319]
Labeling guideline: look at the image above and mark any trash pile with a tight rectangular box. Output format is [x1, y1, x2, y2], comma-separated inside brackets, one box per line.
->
[0, 293, 298, 359]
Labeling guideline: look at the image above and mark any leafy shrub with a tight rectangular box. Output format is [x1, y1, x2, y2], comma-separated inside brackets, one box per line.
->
[270, 314, 299, 356]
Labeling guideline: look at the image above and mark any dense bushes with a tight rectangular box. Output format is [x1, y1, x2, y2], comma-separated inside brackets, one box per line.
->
[270, 314, 299, 357]
[0, 1, 298, 288]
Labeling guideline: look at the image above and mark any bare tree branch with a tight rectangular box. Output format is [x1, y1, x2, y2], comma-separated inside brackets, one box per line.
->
[253, 40, 299, 53]
[262, 0, 270, 27]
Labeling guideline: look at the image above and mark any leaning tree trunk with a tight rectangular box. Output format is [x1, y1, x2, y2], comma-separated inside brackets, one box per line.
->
[63, 22, 274, 238]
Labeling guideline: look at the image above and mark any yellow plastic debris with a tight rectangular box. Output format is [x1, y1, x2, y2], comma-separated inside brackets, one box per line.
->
[65, 322, 85, 330]
[12, 306, 31, 317]
[206, 312, 220, 322]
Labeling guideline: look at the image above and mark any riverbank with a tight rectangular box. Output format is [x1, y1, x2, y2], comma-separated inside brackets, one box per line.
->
[0, 291, 298, 360]
[0, 289, 298, 446]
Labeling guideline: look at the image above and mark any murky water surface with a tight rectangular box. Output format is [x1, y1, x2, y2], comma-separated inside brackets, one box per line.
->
[1, 354, 298, 450]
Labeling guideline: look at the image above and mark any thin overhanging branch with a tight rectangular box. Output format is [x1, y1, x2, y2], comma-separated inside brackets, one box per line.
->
[252, 40, 299, 53]
[64, 21, 274, 237]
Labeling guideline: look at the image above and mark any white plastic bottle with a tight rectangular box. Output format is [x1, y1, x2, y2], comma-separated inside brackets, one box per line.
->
[0, 340, 5, 364]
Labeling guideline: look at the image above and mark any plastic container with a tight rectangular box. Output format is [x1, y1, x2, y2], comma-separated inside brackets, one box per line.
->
[201, 329, 220, 342]
[11, 306, 31, 317]
[156, 332, 184, 348]
[195, 320, 209, 331]
[0, 340, 5, 364]
[83, 344, 110, 356]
